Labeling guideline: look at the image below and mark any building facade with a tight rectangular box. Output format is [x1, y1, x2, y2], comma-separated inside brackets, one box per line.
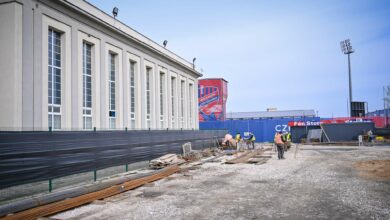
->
[0, 0, 200, 131]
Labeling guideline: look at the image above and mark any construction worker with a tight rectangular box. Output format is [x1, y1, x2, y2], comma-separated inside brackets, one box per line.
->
[281, 132, 288, 151]
[235, 132, 242, 143]
[286, 132, 292, 150]
[274, 131, 285, 159]
[367, 130, 374, 143]
[245, 132, 256, 149]
[235, 132, 242, 149]
[287, 132, 291, 142]
[222, 133, 236, 149]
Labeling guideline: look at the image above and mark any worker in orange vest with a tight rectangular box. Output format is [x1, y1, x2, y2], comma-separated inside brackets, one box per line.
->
[274, 131, 285, 160]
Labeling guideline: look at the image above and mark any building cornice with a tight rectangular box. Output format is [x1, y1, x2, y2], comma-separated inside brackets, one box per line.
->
[60, 0, 202, 77]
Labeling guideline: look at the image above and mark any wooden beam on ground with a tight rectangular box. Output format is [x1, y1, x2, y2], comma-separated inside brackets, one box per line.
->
[225, 149, 265, 164]
[1, 166, 180, 220]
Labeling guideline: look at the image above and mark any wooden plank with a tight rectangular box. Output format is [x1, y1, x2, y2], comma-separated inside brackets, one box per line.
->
[1, 166, 180, 220]
[225, 149, 265, 164]
[252, 155, 272, 159]
[224, 151, 251, 164]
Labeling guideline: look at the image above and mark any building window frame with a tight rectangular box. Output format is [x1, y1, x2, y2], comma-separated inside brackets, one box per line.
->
[159, 71, 165, 129]
[43, 16, 72, 130]
[170, 76, 176, 129]
[78, 32, 100, 130]
[48, 28, 62, 130]
[189, 82, 194, 129]
[109, 52, 116, 129]
[129, 60, 136, 129]
[145, 66, 152, 129]
[82, 41, 93, 130]
[180, 79, 185, 129]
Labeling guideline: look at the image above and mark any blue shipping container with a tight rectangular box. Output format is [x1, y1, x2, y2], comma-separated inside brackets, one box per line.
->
[199, 117, 320, 142]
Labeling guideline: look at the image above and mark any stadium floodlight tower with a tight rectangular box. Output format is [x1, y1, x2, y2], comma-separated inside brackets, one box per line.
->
[340, 39, 355, 117]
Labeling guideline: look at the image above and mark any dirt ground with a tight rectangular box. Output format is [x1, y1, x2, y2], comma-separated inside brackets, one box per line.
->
[354, 160, 390, 181]
[52, 145, 390, 220]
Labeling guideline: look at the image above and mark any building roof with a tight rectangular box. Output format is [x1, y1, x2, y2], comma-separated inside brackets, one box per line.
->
[226, 110, 316, 119]
[61, 0, 202, 77]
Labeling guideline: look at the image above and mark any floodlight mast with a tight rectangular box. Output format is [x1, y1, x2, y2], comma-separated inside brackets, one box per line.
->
[340, 39, 355, 117]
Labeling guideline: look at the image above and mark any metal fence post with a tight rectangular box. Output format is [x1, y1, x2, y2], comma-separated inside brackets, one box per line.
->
[125, 164, 129, 172]
[49, 179, 52, 192]
[94, 170, 97, 181]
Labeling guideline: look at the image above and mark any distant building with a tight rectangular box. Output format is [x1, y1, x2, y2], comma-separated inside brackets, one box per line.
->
[366, 108, 390, 128]
[0, 0, 201, 131]
[227, 110, 316, 120]
[198, 78, 228, 122]
[366, 109, 390, 117]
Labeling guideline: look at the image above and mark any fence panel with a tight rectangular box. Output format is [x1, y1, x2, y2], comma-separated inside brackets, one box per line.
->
[0, 130, 226, 189]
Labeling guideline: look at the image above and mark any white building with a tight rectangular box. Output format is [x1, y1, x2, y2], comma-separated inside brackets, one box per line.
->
[0, 0, 201, 131]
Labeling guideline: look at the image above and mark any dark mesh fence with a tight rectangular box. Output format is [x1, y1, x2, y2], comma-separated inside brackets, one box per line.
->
[0, 130, 226, 189]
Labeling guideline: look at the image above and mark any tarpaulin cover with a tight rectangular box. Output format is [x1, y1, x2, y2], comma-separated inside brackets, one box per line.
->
[290, 122, 375, 142]
[0, 130, 226, 189]
[321, 123, 375, 141]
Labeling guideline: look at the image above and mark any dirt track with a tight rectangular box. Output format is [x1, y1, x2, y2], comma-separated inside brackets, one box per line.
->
[354, 159, 390, 181]
[53, 145, 390, 220]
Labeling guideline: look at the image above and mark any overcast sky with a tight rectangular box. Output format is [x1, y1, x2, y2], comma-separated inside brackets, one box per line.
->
[89, 0, 390, 117]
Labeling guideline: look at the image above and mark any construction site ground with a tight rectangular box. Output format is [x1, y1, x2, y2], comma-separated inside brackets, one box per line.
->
[52, 145, 390, 220]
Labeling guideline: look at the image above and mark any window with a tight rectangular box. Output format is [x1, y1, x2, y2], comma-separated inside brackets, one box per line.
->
[159, 72, 165, 128]
[189, 83, 193, 128]
[171, 77, 175, 128]
[109, 53, 116, 129]
[146, 67, 151, 128]
[83, 42, 92, 129]
[129, 61, 136, 129]
[180, 80, 185, 128]
[48, 28, 62, 130]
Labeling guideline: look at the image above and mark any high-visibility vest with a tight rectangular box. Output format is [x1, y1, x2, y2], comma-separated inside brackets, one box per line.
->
[235, 134, 241, 141]
[250, 134, 256, 141]
[274, 134, 283, 144]
[287, 133, 291, 141]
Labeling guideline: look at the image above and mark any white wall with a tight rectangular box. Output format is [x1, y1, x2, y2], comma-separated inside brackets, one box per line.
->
[0, 2, 23, 130]
[0, 0, 200, 131]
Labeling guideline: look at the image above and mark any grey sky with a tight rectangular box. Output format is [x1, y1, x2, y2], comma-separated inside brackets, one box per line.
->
[89, 0, 390, 117]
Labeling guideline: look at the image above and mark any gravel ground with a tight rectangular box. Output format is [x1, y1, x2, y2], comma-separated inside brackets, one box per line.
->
[53, 145, 390, 220]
